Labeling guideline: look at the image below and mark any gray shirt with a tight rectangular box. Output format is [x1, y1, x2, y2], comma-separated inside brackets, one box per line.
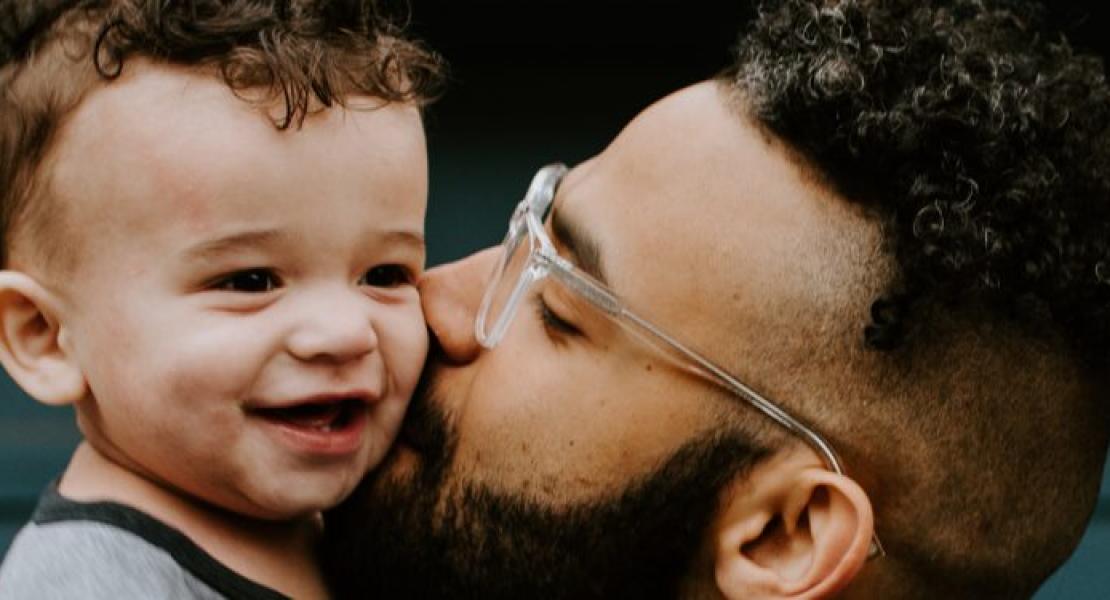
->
[0, 486, 288, 599]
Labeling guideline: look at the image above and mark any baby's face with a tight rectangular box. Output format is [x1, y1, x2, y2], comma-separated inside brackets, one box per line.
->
[46, 62, 428, 519]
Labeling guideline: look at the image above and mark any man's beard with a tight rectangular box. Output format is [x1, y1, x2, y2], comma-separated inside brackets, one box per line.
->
[321, 370, 767, 599]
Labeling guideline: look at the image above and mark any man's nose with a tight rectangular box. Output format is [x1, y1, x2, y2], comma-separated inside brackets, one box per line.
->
[420, 246, 500, 364]
[286, 287, 378, 364]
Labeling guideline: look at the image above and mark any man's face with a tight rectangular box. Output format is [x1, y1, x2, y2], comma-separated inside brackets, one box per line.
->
[325, 81, 869, 596]
[44, 62, 429, 519]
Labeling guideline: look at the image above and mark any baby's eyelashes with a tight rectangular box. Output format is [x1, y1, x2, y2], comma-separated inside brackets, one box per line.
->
[213, 268, 282, 293]
[203, 264, 419, 296]
[359, 264, 416, 289]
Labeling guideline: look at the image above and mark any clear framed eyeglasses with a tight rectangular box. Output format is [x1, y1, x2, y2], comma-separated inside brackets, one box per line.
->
[476, 163, 883, 557]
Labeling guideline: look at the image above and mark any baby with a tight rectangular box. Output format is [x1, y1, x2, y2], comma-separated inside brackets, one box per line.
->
[0, 1, 442, 598]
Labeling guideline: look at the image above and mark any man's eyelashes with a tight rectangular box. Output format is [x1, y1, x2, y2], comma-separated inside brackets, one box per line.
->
[534, 296, 579, 336]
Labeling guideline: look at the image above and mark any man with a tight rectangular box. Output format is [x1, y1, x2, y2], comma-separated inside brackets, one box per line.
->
[323, 0, 1110, 597]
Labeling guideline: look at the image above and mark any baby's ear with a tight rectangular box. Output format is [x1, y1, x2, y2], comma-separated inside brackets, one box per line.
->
[0, 270, 86, 405]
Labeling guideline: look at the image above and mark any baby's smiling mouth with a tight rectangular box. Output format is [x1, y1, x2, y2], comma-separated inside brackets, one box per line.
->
[250, 398, 364, 432]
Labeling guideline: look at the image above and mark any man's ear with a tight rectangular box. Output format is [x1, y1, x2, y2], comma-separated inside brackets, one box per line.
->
[713, 452, 874, 600]
[0, 270, 86, 405]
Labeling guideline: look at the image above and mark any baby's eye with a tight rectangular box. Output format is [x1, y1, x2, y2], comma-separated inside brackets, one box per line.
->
[360, 264, 413, 288]
[213, 268, 281, 293]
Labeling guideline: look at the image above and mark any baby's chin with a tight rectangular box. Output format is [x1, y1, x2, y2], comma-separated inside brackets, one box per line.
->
[222, 417, 407, 519]
[202, 463, 378, 523]
[223, 487, 359, 523]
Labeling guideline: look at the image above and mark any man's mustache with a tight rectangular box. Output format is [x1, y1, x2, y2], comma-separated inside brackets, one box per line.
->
[397, 347, 454, 469]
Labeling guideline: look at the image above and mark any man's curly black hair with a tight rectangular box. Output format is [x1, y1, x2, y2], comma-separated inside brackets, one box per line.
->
[725, 0, 1110, 370]
[0, 0, 444, 267]
[719, 1, 1109, 596]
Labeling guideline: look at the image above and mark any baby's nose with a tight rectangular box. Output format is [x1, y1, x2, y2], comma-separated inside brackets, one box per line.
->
[286, 289, 378, 364]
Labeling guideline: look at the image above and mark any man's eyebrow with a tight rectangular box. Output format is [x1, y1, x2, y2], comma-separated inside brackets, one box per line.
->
[551, 205, 607, 284]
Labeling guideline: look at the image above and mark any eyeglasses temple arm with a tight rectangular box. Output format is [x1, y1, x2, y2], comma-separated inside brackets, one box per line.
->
[546, 260, 884, 557]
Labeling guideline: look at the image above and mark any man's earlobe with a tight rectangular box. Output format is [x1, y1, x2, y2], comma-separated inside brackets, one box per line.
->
[0, 271, 86, 406]
[713, 459, 874, 600]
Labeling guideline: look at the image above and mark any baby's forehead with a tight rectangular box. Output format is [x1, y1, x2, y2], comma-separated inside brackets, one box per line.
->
[45, 70, 255, 243]
[39, 63, 427, 276]
[56, 64, 417, 204]
[57, 63, 267, 172]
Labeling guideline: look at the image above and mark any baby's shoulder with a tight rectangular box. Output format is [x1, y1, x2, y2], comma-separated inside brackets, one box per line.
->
[0, 519, 224, 598]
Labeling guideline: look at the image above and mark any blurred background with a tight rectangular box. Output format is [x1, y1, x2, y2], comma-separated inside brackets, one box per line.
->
[2, 1, 1108, 597]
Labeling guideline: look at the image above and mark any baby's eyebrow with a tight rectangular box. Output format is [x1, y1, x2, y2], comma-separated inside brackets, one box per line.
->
[183, 229, 290, 260]
[376, 230, 426, 251]
[183, 229, 426, 261]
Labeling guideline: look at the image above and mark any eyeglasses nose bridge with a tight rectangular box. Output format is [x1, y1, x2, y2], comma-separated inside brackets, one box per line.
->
[474, 162, 576, 349]
[475, 248, 548, 349]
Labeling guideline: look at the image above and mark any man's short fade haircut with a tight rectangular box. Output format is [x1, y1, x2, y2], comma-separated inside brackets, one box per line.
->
[720, 0, 1109, 597]
[726, 0, 1110, 367]
[0, 0, 445, 270]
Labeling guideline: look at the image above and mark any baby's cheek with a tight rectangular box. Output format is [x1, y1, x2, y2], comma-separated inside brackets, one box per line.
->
[160, 332, 259, 401]
[382, 300, 429, 396]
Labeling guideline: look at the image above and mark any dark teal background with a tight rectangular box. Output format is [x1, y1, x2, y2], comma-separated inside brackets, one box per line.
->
[3, 2, 1108, 596]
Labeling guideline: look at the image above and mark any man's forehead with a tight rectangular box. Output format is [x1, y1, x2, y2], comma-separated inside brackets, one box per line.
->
[549, 160, 608, 285]
[553, 84, 785, 292]
[550, 81, 880, 352]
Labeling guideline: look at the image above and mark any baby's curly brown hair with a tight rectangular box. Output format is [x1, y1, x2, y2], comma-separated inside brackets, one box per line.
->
[0, 0, 445, 268]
